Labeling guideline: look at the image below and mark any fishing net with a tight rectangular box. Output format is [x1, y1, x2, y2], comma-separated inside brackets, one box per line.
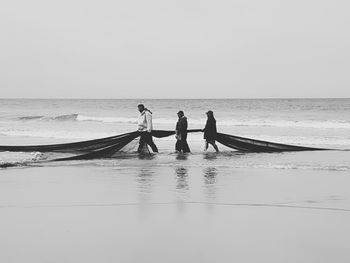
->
[0, 129, 327, 161]
[216, 133, 328, 152]
[0, 131, 139, 154]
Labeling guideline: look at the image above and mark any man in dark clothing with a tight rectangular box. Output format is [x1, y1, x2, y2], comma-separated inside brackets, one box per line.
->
[175, 110, 190, 153]
[203, 110, 219, 152]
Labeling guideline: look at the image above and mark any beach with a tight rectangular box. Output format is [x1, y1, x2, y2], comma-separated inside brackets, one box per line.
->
[1, 160, 350, 263]
[2, 0, 350, 259]
[1, 99, 350, 262]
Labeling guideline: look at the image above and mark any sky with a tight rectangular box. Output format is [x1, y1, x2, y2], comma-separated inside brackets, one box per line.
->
[0, 0, 349, 99]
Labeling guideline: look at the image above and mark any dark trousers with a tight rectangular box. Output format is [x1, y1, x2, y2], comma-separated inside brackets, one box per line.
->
[175, 139, 190, 153]
[138, 132, 158, 153]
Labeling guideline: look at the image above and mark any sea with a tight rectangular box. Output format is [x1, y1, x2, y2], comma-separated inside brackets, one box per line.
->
[1, 99, 350, 263]
[0, 98, 350, 170]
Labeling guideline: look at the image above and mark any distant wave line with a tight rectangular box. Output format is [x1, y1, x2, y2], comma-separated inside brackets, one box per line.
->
[14, 114, 350, 129]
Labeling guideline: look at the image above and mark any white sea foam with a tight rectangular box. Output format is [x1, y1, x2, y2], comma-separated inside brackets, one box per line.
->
[51, 114, 79, 121]
[226, 119, 350, 129]
[12, 112, 350, 130]
[0, 129, 114, 140]
[76, 115, 138, 124]
[74, 115, 350, 129]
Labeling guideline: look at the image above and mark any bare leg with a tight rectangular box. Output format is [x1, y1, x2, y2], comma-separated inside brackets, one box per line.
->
[213, 143, 219, 152]
[209, 141, 219, 152]
[204, 141, 209, 151]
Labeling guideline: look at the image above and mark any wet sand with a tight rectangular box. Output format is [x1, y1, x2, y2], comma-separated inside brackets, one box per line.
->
[1, 162, 350, 263]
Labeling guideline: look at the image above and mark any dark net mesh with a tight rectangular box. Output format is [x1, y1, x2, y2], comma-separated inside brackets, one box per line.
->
[216, 133, 328, 152]
[0, 129, 328, 161]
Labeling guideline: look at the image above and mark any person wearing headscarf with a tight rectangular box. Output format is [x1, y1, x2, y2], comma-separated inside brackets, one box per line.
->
[203, 110, 219, 152]
[175, 110, 190, 153]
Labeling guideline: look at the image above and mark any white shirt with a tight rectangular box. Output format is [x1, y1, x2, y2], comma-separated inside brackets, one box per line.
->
[138, 110, 153, 132]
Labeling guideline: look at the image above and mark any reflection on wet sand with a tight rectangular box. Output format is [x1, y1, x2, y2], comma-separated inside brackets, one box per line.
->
[137, 167, 156, 216]
[176, 153, 189, 160]
[203, 167, 218, 201]
[175, 153, 190, 206]
[203, 152, 218, 161]
[137, 152, 156, 160]
[174, 165, 189, 212]
[204, 167, 217, 183]
[137, 167, 155, 194]
[175, 166, 189, 191]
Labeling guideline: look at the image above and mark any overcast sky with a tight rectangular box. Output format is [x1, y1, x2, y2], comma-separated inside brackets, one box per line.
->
[1, 0, 349, 98]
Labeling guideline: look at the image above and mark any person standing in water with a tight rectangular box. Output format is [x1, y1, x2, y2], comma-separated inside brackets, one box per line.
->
[175, 110, 190, 153]
[137, 104, 158, 153]
[203, 110, 219, 152]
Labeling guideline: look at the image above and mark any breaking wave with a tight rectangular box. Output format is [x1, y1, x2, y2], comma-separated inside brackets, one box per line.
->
[76, 115, 137, 124]
[18, 114, 79, 122]
[0, 129, 114, 140]
[19, 115, 44, 120]
[0, 161, 28, 169]
[0, 151, 44, 168]
[52, 114, 79, 121]
[228, 119, 350, 129]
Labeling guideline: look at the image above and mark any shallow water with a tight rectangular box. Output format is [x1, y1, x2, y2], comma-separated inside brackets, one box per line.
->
[1, 98, 350, 166]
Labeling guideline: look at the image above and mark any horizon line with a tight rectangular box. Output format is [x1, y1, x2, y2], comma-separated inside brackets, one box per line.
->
[0, 97, 349, 100]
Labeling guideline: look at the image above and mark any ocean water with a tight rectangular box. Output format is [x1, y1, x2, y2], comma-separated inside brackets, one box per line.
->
[1, 99, 350, 263]
[0, 98, 350, 171]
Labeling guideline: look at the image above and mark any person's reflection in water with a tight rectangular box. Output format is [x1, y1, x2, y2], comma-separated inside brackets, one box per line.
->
[175, 166, 189, 191]
[203, 152, 218, 161]
[137, 167, 154, 194]
[176, 152, 188, 161]
[137, 151, 156, 160]
[174, 165, 189, 213]
[204, 167, 217, 185]
[203, 152, 218, 197]
[136, 167, 155, 217]
[175, 151, 189, 192]
[203, 167, 218, 208]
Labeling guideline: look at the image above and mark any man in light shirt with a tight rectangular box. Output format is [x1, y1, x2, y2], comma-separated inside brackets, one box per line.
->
[137, 104, 158, 153]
